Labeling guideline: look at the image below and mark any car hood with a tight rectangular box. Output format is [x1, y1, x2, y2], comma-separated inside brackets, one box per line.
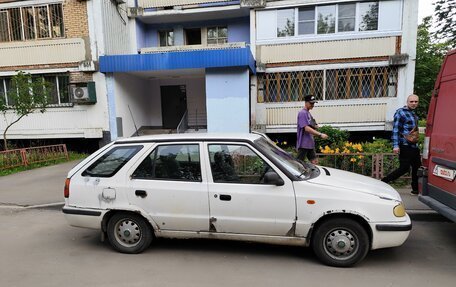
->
[306, 166, 401, 201]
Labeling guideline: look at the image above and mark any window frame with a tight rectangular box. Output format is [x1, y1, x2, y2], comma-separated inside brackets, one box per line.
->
[82, 145, 144, 178]
[0, 3, 64, 43]
[0, 73, 71, 107]
[131, 143, 203, 183]
[158, 30, 174, 47]
[207, 26, 228, 45]
[260, 1, 384, 41]
[207, 143, 280, 185]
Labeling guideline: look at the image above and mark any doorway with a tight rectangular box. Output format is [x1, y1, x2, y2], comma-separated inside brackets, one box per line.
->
[185, 28, 201, 45]
[161, 85, 187, 129]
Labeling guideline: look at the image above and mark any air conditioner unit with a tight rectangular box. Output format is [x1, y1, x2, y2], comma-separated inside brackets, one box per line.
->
[70, 82, 97, 104]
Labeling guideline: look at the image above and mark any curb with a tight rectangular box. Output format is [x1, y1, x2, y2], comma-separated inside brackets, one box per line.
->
[407, 210, 449, 222]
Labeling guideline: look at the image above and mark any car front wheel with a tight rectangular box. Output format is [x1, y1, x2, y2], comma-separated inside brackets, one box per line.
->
[311, 218, 369, 267]
[107, 212, 153, 254]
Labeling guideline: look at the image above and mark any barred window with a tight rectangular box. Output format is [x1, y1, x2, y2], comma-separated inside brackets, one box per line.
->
[0, 4, 64, 43]
[0, 74, 70, 106]
[257, 67, 397, 103]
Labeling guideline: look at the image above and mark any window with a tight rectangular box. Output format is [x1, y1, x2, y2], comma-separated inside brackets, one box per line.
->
[159, 30, 173, 47]
[277, 9, 295, 37]
[257, 67, 397, 103]
[208, 144, 275, 184]
[359, 2, 379, 31]
[82, 146, 143, 178]
[0, 4, 64, 42]
[207, 26, 227, 44]
[0, 74, 70, 106]
[338, 4, 356, 32]
[132, 144, 201, 182]
[298, 7, 315, 35]
[317, 5, 336, 34]
[256, 1, 387, 40]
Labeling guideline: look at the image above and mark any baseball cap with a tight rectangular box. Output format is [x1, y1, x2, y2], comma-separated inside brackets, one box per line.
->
[304, 95, 317, 103]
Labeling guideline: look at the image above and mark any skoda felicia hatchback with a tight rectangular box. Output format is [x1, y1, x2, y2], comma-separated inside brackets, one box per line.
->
[63, 133, 411, 267]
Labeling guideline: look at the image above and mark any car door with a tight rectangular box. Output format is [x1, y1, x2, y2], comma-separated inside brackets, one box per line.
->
[204, 142, 296, 236]
[128, 142, 209, 232]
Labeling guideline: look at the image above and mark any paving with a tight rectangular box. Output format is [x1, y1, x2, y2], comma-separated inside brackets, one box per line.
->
[0, 160, 441, 220]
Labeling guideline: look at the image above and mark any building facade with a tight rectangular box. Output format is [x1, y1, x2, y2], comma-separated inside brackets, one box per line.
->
[0, 0, 108, 148]
[0, 0, 419, 148]
[251, 0, 418, 133]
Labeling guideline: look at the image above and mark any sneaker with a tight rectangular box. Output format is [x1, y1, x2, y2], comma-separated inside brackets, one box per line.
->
[410, 190, 418, 195]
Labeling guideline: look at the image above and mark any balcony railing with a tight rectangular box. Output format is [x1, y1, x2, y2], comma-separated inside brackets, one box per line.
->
[140, 42, 246, 54]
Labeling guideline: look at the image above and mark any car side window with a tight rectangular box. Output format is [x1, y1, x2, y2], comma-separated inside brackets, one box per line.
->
[132, 144, 201, 182]
[82, 145, 143, 177]
[208, 144, 276, 184]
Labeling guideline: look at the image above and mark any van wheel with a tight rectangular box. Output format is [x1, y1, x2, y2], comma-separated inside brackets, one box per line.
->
[107, 213, 153, 254]
[311, 218, 369, 267]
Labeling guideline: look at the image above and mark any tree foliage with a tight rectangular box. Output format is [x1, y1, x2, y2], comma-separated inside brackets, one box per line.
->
[433, 0, 456, 48]
[0, 72, 52, 150]
[414, 16, 450, 118]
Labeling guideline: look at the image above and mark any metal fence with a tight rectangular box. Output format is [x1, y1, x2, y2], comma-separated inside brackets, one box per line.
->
[257, 66, 398, 103]
[316, 152, 411, 182]
[0, 144, 68, 170]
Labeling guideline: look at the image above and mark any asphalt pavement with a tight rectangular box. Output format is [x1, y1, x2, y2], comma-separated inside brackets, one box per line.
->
[0, 160, 441, 220]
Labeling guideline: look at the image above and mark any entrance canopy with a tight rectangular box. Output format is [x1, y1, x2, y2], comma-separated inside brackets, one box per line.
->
[100, 47, 255, 74]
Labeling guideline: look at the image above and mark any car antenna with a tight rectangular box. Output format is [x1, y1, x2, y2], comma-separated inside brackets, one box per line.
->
[128, 105, 139, 137]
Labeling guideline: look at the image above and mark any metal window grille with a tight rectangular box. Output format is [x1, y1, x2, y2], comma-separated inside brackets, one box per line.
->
[0, 4, 63, 43]
[257, 66, 397, 103]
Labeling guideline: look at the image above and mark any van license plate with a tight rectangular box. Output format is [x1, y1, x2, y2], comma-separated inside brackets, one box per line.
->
[433, 165, 456, 181]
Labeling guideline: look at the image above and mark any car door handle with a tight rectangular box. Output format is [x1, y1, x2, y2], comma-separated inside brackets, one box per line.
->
[219, 194, 231, 201]
[135, 190, 147, 198]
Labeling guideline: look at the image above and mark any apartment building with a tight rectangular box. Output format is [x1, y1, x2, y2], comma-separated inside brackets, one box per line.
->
[251, 0, 418, 133]
[99, 0, 256, 138]
[0, 0, 108, 148]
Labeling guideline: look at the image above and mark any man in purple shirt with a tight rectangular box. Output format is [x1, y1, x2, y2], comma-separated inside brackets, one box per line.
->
[296, 95, 328, 164]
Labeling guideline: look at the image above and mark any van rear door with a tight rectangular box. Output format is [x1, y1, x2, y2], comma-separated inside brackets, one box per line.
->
[421, 50, 456, 221]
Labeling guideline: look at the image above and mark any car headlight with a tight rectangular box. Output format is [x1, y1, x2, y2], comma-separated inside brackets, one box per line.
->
[393, 203, 406, 217]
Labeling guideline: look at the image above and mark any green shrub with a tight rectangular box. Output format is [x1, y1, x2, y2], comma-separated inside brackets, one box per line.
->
[315, 125, 349, 150]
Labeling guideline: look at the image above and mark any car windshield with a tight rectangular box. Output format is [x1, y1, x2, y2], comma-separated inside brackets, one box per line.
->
[254, 137, 317, 179]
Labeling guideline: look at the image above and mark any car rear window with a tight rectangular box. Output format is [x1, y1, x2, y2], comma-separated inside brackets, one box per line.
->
[82, 145, 143, 177]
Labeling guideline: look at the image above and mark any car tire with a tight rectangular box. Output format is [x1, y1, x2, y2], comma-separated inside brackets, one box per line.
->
[311, 218, 369, 267]
[107, 212, 153, 254]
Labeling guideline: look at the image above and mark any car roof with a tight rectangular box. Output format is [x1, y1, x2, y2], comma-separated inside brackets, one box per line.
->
[114, 133, 263, 144]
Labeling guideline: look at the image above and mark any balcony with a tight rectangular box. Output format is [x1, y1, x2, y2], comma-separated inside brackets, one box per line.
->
[0, 38, 86, 68]
[140, 42, 246, 54]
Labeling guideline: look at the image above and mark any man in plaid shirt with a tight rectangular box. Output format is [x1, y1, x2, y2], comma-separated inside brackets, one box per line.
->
[382, 94, 421, 195]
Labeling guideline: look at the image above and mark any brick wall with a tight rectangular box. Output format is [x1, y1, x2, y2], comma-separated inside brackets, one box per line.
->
[64, 0, 90, 38]
[70, 71, 93, 83]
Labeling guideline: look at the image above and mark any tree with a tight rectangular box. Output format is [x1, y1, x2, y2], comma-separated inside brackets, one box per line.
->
[0, 72, 52, 150]
[433, 0, 456, 48]
[414, 16, 450, 118]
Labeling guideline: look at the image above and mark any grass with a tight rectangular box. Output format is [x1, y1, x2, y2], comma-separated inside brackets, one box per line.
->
[0, 152, 88, 176]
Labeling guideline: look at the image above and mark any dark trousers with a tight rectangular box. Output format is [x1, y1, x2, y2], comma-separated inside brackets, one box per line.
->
[382, 145, 421, 191]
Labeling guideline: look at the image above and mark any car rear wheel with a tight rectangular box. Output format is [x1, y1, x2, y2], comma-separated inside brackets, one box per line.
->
[311, 218, 369, 267]
[107, 212, 153, 254]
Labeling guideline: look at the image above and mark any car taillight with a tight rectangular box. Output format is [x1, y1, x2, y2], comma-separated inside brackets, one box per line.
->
[64, 178, 70, 198]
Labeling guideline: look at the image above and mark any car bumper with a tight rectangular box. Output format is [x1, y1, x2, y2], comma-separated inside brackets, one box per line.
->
[62, 206, 105, 230]
[370, 215, 412, 250]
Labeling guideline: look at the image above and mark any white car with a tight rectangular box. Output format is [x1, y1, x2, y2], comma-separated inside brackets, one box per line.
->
[63, 133, 411, 267]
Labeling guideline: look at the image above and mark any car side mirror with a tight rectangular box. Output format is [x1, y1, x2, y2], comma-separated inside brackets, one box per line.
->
[264, 171, 285, 186]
